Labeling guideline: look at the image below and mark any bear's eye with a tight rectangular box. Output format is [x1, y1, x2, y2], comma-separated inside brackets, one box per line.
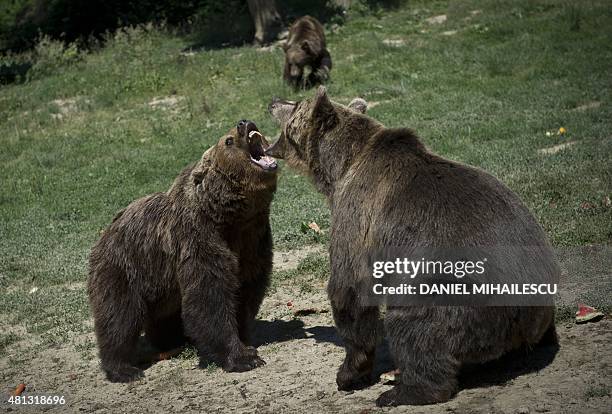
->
[225, 137, 234, 146]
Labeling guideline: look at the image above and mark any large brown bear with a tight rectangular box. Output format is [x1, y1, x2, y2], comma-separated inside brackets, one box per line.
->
[266, 87, 558, 406]
[283, 15, 332, 89]
[88, 120, 278, 382]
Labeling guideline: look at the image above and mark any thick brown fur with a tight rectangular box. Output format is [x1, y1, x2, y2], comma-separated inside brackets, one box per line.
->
[283, 15, 332, 89]
[267, 87, 559, 406]
[88, 122, 277, 382]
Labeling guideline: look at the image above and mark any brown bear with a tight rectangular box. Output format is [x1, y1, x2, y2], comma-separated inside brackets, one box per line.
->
[266, 87, 559, 406]
[88, 120, 278, 382]
[283, 15, 332, 89]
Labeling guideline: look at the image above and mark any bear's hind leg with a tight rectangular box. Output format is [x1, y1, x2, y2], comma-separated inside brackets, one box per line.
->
[377, 309, 459, 406]
[179, 253, 265, 372]
[237, 279, 268, 344]
[90, 266, 145, 383]
[331, 295, 379, 391]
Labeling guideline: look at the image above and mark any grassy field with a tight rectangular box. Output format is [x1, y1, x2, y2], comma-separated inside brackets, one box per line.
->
[1, 0, 611, 359]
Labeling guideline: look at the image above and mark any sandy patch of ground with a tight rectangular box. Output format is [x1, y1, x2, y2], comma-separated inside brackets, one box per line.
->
[273, 245, 324, 273]
[1, 247, 610, 413]
[50, 97, 90, 120]
[148, 95, 185, 112]
[425, 14, 447, 25]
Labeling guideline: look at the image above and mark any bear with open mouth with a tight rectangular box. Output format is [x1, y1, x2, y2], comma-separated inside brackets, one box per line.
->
[88, 120, 277, 382]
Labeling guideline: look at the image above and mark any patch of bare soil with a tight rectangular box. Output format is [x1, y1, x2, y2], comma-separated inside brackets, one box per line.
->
[571, 101, 601, 112]
[148, 95, 185, 113]
[50, 97, 90, 120]
[538, 141, 576, 155]
[1, 249, 610, 413]
[273, 245, 324, 272]
[425, 14, 448, 25]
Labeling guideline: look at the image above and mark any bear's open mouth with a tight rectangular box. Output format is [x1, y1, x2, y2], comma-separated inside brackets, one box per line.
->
[246, 128, 277, 172]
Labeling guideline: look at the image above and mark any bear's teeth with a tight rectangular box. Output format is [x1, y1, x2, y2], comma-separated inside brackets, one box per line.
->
[249, 130, 261, 138]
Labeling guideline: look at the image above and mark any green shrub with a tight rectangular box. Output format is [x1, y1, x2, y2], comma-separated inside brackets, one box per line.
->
[27, 34, 81, 79]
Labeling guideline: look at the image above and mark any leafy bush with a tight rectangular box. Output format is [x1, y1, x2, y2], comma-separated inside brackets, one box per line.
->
[27, 34, 81, 79]
[0, 0, 239, 52]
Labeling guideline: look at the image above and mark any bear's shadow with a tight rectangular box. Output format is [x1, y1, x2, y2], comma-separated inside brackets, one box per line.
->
[253, 319, 396, 380]
[374, 340, 559, 392]
[138, 318, 559, 392]
[269, 319, 560, 392]
[458, 342, 560, 390]
[252, 319, 341, 347]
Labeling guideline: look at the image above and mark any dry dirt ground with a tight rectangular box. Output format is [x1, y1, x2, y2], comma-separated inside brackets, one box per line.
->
[1, 248, 610, 414]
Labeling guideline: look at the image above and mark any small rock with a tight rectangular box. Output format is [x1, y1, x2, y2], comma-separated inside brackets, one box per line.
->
[517, 408, 530, 414]
[425, 14, 447, 24]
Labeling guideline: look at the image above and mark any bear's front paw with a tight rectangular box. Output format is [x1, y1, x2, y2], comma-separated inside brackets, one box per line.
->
[376, 385, 450, 406]
[104, 364, 144, 383]
[314, 67, 330, 81]
[223, 347, 266, 372]
[336, 364, 374, 391]
[376, 388, 401, 407]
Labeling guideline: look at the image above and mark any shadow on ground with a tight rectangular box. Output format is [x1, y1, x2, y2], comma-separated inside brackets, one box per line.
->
[459, 343, 560, 389]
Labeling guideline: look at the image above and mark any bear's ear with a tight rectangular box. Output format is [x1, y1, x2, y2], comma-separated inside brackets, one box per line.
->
[348, 98, 368, 114]
[312, 86, 335, 120]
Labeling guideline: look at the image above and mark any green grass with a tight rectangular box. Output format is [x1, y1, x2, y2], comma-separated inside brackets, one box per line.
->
[1, 0, 611, 348]
[584, 383, 611, 400]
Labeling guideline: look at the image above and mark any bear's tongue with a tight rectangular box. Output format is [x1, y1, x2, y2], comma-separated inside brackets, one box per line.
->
[251, 155, 277, 171]
[248, 131, 277, 171]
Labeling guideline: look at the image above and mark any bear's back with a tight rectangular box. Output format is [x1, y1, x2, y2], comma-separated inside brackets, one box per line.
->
[287, 15, 325, 51]
[339, 127, 555, 255]
[90, 192, 186, 285]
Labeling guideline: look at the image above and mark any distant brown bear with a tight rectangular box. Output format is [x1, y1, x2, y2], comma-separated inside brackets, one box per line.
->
[283, 15, 332, 89]
[267, 87, 558, 406]
[88, 120, 278, 382]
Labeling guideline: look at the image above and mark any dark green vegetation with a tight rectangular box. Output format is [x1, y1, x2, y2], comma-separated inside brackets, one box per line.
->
[0, 0, 250, 52]
[0, 0, 610, 351]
